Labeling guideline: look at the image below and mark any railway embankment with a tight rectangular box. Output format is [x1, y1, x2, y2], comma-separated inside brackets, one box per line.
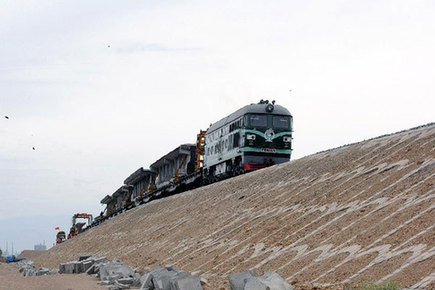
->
[32, 123, 435, 289]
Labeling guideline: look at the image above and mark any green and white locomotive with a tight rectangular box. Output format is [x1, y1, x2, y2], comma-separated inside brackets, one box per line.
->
[203, 100, 293, 181]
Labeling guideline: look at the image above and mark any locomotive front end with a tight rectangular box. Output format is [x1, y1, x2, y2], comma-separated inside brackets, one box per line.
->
[241, 101, 293, 170]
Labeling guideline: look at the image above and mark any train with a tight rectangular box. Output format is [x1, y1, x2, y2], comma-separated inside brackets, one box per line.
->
[88, 100, 293, 227]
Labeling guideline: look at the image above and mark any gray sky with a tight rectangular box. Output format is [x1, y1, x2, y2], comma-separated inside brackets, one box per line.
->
[1, 0, 434, 253]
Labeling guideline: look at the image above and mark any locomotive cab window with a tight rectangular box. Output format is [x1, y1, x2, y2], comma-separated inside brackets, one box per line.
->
[273, 116, 291, 129]
[247, 114, 267, 128]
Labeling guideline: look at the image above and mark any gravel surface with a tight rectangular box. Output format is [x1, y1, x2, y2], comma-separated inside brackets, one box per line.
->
[30, 123, 435, 289]
[0, 263, 105, 290]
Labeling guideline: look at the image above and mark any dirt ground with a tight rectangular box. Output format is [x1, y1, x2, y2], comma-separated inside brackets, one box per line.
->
[0, 262, 105, 290]
[29, 124, 435, 289]
[17, 250, 44, 261]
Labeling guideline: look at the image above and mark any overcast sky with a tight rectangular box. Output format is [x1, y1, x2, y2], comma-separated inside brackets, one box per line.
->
[1, 0, 434, 253]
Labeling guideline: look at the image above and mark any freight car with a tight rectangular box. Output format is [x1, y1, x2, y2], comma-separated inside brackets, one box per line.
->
[90, 100, 292, 227]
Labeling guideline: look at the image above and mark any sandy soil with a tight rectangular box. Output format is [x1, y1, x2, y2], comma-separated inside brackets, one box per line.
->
[29, 124, 435, 289]
[0, 262, 105, 290]
[17, 250, 44, 261]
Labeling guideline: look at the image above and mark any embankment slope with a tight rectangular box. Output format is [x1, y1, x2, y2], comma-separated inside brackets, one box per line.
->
[34, 124, 435, 289]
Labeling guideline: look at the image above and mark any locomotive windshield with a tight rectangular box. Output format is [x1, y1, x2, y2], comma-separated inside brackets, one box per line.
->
[273, 116, 291, 129]
[247, 114, 268, 127]
[246, 114, 292, 130]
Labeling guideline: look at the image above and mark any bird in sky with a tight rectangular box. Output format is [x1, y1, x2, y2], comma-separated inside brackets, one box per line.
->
[4, 116, 9, 119]
[32, 147, 35, 150]
[108, 45, 110, 48]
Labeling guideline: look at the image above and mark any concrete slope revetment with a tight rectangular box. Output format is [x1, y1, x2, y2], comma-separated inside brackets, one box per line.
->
[34, 124, 435, 289]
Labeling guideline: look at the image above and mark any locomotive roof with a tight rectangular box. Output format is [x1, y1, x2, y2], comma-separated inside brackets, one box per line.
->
[124, 167, 155, 185]
[150, 143, 195, 170]
[208, 102, 291, 133]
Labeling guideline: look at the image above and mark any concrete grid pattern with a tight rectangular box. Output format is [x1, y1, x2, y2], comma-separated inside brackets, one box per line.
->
[34, 124, 435, 289]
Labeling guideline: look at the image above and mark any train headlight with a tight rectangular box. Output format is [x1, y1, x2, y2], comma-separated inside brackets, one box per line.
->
[247, 134, 256, 140]
[265, 104, 274, 112]
[283, 136, 292, 142]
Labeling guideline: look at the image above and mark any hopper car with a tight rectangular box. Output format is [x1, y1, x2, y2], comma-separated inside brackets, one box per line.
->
[88, 100, 293, 228]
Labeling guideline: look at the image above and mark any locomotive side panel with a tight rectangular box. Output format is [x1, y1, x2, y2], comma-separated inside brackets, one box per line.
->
[204, 116, 245, 176]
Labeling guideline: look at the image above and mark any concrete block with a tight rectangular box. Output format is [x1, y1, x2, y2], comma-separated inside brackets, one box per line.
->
[229, 270, 255, 290]
[59, 263, 66, 274]
[132, 272, 142, 286]
[165, 264, 178, 272]
[118, 277, 134, 285]
[139, 265, 204, 290]
[246, 272, 294, 290]
[157, 271, 195, 290]
[140, 271, 153, 290]
[83, 259, 95, 273]
[73, 261, 84, 273]
[109, 275, 122, 283]
[95, 263, 102, 276]
[79, 254, 92, 261]
[99, 260, 134, 282]
[36, 267, 50, 276]
[86, 264, 96, 275]
[152, 271, 173, 290]
[100, 280, 112, 286]
[23, 268, 37, 277]
[29, 269, 37, 277]
[140, 266, 166, 290]
[173, 271, 190, 278]
[63, 262, 75, 274]
[114, 280, 132, 289]
[244, 277, 269, 290]
[169, 274, 203, 290]
[108, 285, 127, 290]
[91, 257, 108, 275]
